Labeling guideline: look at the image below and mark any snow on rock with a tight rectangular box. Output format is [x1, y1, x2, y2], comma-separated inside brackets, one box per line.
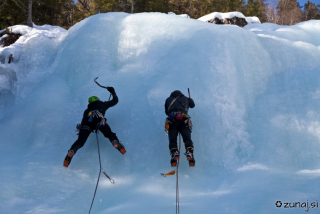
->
[168, 12, 190, 18]
[0, 24, 66, 119]
[198, 11, 246, 21]
[198, 11, 261, 27]
[0, 24, 66, 66]
[245, 16, 261, 24]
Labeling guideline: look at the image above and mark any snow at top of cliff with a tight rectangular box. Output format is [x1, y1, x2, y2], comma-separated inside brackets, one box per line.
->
[198, 11, 261, 24]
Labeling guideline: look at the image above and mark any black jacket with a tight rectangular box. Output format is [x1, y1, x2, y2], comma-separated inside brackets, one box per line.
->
[81, 92, 118, 127]
[165, 90, 195, 115]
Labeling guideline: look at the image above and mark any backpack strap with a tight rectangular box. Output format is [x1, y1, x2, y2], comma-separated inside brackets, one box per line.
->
[167, 96, 180, 113]
[177, 98, 188, 113]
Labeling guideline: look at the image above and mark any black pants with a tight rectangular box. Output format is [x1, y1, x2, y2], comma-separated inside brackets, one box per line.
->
[70, 123, 118, 154]
[168, 119, 193, 152]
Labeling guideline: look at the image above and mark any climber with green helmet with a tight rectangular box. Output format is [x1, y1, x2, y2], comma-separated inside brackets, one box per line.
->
[63, 86, 126, 167]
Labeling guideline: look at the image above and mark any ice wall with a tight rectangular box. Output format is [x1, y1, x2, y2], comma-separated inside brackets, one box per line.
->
[1, 13, 320, 214]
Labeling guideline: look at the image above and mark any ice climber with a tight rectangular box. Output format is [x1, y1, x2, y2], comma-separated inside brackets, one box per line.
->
[63, 86, 126, 167]
[165, 90, 195, 167]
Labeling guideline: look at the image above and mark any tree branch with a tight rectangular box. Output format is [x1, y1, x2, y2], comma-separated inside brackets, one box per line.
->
[0, 0, 8, 11]
[12, 0, 27, 12]
[78, 0, 91, 12]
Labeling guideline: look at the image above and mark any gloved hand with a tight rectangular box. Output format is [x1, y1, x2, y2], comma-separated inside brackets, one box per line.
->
[107, 86, 115, 94]
[76, 123, 81, 130]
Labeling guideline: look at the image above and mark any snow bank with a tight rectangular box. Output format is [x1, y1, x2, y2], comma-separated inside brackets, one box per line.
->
[0, 24, 66, 66]
[245, 16, 261, 24]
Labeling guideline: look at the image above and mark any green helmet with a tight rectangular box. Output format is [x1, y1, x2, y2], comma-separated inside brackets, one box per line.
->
[88, 96, 100, 104]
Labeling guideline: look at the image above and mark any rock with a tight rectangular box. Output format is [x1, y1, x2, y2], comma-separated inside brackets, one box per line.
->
[208, 17, 223, 24]
[198, 12, 252, 27]
[208, 16, 247, 27]
[0, 28, 22, 47]
[222, 16, 248, 27]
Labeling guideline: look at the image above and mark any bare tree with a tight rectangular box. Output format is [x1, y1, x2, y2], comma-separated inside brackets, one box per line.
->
[265, 0, 280, 23]
[265, 0, 303, 25]
[12, 0, 33, 27]
[131, 0, 134, 13]
[277, 0, 303, 25]
[27, 0, 32, 27]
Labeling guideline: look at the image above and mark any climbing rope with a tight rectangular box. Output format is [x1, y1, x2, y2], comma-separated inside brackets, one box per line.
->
[176, 133, 181, 214]
[88, 130, 114, 214]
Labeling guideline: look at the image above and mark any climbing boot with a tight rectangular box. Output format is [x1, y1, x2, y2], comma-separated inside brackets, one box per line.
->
[170, 149, 179, 167]
[185, 148, 195, 167]
[63, 150, 74, 167]
[112, 140, 126, 154]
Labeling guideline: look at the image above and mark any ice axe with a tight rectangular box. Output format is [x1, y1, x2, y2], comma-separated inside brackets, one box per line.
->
[94, 77, 112, 101]
[188, 88, 191, 98]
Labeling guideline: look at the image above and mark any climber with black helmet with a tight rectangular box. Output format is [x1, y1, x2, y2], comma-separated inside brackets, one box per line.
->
[63, 86, 126, 167]
[165, 90, 195, 167]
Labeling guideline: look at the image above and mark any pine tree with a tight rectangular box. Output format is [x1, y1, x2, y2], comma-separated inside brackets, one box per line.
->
[244, 0, 267, 22]
[304, 0, 320, 20]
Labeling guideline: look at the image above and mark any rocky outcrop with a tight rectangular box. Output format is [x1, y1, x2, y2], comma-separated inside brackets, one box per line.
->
[0, 28, 22, 47]
[198, 12, 255, 27]
[0, 28, 22, 64]
[207, 16, 248, 27]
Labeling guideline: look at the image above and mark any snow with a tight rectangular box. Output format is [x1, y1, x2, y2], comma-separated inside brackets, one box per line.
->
[0, 24, 66, 67]
[198, 11, 261, 24]
[1, 12, 320, 214]
[169, 12, 190, 18]
[245, 16, 261, 24]
[198, 11, 246, 21]
[198, 11, 241, 21]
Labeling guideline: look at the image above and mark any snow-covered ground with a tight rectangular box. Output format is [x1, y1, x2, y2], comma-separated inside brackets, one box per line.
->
[1, 12, 320, 214]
